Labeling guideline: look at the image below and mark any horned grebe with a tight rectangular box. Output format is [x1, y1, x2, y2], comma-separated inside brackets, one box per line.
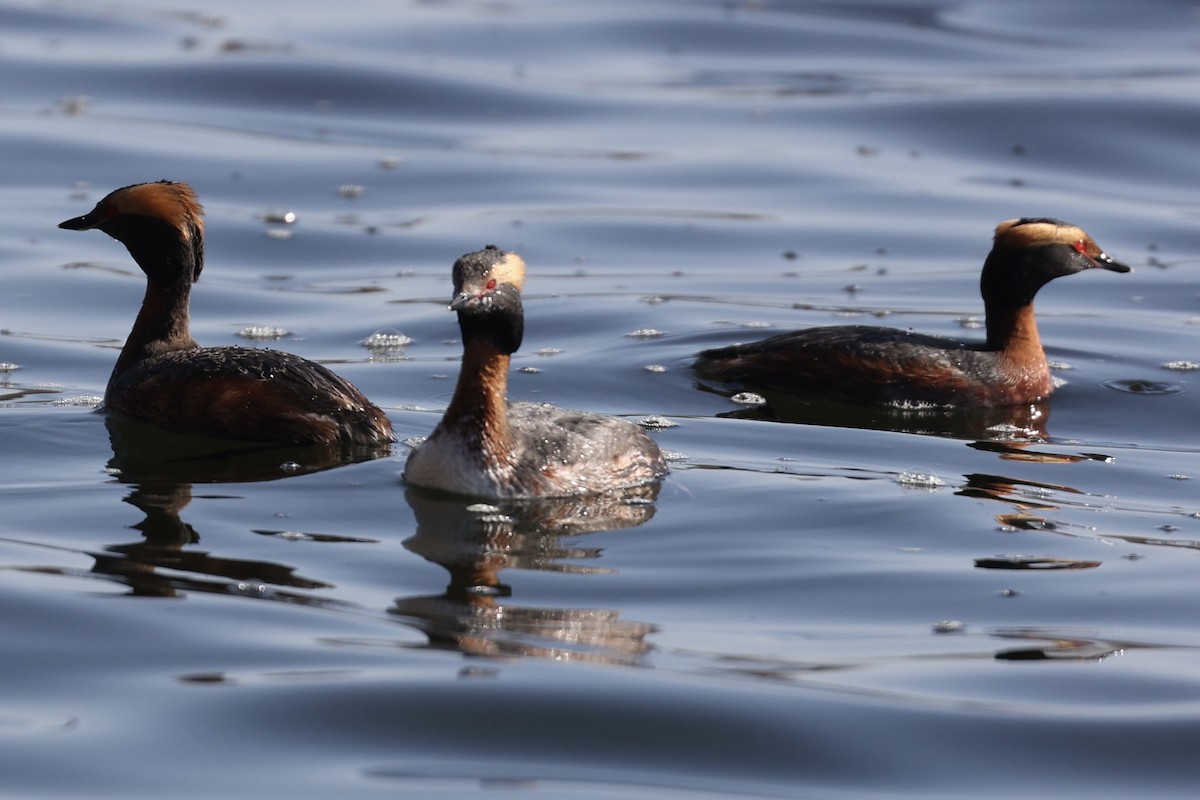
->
[59, 180, 394, 447]
[694, 218, 1131, 407]
[403, 245, 667, 498]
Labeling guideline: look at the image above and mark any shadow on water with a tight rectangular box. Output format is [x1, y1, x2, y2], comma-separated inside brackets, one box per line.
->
[697, 381, 1051, 441]
[391, 486, 661, 666]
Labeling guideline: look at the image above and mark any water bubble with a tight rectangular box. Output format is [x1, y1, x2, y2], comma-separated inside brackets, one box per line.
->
[362, 330, 413, 351]
[638, 415, 677, 430]
[238, 326, 289, 341]
[232, 580, 273, 598]
[626, 329, 664, 339]
[51, 395, 103, 407]
[731, 392, 766, 406]
[644, 364, 667, 373]
[896, 472, 946, 489]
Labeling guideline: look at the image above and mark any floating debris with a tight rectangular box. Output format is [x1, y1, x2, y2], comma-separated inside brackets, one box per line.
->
[238, 325, 289, 341]
[517, 366, 540, 374]
[260, 210, 297, 225]
[0, 362, 19, 373]
[536, 347, 562, 357]
[933, 620, 964, 634]
[638, 415, 677, 430]
[644, 364, 667, 374]
[58, 95, 90, 115]
[336, 184, 365, 199]
[279, 461, 302, 472]
[1163, 360, 1199, 371]
[1047, 360, 1072, 371]
[378, 155, 404, 169]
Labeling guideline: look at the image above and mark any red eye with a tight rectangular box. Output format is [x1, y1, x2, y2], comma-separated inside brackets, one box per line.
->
[1073, 238, 1088, 254]
[486, 278, 497, 290]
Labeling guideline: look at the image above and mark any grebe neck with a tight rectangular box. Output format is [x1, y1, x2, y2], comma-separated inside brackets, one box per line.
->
[984, 301, 1041, 352]
[985, 302, 1048, 383]
[441, 336, 513, 458]
[115, 278, 199, 374]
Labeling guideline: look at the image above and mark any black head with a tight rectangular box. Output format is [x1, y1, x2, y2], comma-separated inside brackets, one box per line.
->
[981, 217, 1130, 309]
[448, 245, 526, 355]
[59, 180, 205, 286]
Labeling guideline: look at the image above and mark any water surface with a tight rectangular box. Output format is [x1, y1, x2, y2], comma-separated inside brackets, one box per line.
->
[2, 1, 1199, 798]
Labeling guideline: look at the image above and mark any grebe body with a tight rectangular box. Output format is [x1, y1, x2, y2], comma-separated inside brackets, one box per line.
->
[59, 180, 394, 447]
[403, 246, 667, 498]
[694, 218, 1130, 408]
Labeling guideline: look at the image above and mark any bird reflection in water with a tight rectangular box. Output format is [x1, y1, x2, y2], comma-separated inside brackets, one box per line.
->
[392, 485, 661, 666]
[95, 416, 385, 597]
[706, 386, 1051, 442]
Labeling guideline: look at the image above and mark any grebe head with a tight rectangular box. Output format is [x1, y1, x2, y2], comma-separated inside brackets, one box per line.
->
[981, 217, 1130, 309]
[59, 180, 205, 286]
[449, 245, 526, 355]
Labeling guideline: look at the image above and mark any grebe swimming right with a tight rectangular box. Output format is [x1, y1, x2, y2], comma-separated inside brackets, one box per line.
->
[403, 245, 667, 499]
[694, 218, 1131, 408]
[59, 180, 395, 448]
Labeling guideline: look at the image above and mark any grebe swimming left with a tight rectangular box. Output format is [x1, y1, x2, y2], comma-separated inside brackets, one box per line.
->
[59, 180, 394, 447]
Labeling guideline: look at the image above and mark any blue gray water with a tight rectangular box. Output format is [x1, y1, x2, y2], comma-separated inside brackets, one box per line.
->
[2, 1, 1199, 797]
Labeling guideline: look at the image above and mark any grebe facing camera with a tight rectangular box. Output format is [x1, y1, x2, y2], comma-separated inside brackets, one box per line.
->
[694, 218, 1130, 408]
[403, 245, 667, 499]
[59, 180, 394, 448]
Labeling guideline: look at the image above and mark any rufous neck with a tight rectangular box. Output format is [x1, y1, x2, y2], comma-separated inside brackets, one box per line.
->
[442, 336, 512, 455]
[985, 302, 1046, 366]
[114, 279, 198, 373]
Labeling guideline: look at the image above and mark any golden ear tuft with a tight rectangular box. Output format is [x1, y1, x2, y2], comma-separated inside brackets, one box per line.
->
[994, 217, 1086, 249]
[492, 252, 527, 291]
